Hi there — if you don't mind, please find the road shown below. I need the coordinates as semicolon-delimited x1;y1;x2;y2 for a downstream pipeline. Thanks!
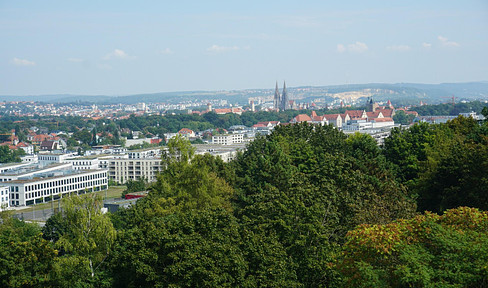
13;197;119;222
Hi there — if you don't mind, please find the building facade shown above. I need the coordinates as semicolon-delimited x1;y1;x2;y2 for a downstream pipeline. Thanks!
108;158;162;184
212;134;244;145
1;169;108;207
0;186;9;211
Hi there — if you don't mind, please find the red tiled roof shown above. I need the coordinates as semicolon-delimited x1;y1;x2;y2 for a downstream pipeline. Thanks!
179;128;194;134
376;109;393;117
346;110;365;119
293;114;312;122
214;108;232;114
322;114;340;120
366;112;381;118
372;117;394;122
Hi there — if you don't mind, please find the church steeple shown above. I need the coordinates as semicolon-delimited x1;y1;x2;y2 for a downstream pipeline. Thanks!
274;81;280;110
281;81;289;110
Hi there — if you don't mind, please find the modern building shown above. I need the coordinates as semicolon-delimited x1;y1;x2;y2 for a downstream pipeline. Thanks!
65;156;101;170
212;134;244;145
127;148;161;159
38;153;77;166
0;163;72;183
0;186;9;211
0;166;108;207
107;158;162;184
194;143;245;162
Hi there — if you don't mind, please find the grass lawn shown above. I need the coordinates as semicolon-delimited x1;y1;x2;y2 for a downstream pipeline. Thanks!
17;185;126;212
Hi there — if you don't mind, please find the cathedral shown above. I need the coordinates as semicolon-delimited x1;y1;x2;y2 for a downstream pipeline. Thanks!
273;81;290;111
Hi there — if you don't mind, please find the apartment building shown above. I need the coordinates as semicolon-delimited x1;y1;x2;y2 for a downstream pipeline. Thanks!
108;158;161;184
212;134;244;145
0;186;9;211
1;168;108;207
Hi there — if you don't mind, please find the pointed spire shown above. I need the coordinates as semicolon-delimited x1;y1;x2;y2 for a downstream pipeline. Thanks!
274;81;280;110
282;81;288;110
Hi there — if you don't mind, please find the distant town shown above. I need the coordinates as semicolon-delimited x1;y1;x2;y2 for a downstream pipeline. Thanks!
1;81;487;212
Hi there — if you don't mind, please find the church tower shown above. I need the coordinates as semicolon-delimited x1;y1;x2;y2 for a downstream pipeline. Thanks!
273;81;280;110
281;81;289;111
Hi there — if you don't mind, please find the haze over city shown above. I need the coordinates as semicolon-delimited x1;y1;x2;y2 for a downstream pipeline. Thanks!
1;0;487;96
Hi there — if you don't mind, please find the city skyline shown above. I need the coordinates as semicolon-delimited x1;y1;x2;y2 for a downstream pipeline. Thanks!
1;0;487;95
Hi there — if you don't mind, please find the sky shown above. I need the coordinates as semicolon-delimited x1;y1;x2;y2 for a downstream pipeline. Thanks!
1;0;487;96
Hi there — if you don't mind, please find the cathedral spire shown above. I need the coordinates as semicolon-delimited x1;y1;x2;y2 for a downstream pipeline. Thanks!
281;81;288;110
274;81;280;110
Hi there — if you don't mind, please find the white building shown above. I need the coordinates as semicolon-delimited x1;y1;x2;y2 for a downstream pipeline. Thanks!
0;162;33;174
107;158;162;184
65;157;100;170
342;120;373;131
127;148;161;159
38;153;77;166
0;163;72;183
212;134;244;145
0;186;9;211
2;169;108;207
21;154;38;163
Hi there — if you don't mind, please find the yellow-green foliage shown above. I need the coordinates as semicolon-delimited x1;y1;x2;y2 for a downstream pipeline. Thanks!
339;207;488;287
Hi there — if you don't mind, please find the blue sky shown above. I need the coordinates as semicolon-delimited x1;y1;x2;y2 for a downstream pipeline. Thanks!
1;0;487;95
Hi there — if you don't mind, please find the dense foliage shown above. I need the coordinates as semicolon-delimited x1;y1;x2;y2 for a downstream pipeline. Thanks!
338;207;488;287
0;145;25;163
1;117;488;287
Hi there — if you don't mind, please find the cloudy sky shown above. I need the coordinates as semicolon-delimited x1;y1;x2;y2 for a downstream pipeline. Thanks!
1;0;487;95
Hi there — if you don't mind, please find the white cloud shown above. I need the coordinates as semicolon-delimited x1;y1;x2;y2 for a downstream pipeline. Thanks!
337;44;346;53
337;42;368;53
422;42;432;49
438;35;460;47
11;57;36;66
103;49;129;60
386;45;411;52
160;48;174;55
67;58;84;62
206;45;241;53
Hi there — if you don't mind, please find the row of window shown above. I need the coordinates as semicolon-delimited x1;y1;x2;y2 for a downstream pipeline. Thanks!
25;179;106;199
24;172;107;192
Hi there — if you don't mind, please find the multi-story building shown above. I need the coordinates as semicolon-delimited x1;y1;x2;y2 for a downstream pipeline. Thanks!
212;134;244;145
0;186;9;211
107;158;162;184
2;168;108;207
127;148;161;159
65;156;101;170
0;163;72;183
38;153;76;166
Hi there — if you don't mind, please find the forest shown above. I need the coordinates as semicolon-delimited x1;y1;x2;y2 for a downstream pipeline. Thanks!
1;115;488;287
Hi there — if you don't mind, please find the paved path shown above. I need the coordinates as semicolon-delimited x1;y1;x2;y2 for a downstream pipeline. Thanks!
13;197;118;222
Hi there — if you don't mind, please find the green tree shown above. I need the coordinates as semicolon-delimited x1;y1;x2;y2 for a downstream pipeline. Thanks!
122;177;147;197
112;208;248;288
73;129;93;145
52;194;116;286
338;207;488;288
0;212;57;287
0;145;23;163
233;123;415;287
392;110;415;125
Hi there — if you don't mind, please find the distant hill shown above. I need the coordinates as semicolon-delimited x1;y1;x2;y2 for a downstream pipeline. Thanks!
2;81;487;106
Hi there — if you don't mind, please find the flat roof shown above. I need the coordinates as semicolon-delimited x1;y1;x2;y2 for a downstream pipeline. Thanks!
1;163;70;177
2;169;108;184
128;147;162;153
66;154;111;160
